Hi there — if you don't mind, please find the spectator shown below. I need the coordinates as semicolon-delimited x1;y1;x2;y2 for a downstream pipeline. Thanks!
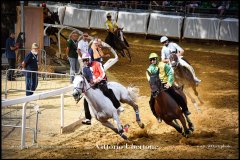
66;32;80;83
5;31;19;81
186;1;201;13
22;43;39;96
89;39;110;64
162;1;170;7
77;32;90;72
218;1;231;16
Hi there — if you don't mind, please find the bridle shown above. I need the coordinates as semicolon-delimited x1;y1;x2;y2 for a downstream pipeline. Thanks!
73;76;91;103
169;54;179;68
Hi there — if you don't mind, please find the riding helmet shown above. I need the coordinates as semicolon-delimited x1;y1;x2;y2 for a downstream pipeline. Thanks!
149;53;159;59
107;13;111;18
160;36;168;43
82;53;92;63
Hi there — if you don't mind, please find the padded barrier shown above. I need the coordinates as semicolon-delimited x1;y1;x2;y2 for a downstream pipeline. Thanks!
147;13;184;38
63;6;91;29
117;11;150;34
183;17;220;40
219;18;239;42
90;10;118;29
46;4;66;25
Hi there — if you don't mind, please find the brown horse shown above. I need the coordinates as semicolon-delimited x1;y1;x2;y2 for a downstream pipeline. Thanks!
169;53;203;112
105;28;131;62
149;72;194;137
44;11;67;44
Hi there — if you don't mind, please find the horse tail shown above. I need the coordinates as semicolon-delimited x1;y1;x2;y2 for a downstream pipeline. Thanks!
127;84;140;102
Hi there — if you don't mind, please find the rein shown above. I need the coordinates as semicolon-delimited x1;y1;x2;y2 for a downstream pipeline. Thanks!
74;77;91;104
74;77;91;94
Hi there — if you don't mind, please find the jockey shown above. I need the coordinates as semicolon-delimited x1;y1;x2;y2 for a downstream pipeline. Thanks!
105;13;118;34
160;36;201;85
104;13;118;49
82;54;124;112
42;3;52;20
146;53;191;122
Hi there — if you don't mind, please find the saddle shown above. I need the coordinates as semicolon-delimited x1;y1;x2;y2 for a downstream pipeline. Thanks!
95;80;121;109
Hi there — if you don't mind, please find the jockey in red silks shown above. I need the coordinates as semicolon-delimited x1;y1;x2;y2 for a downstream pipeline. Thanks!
82;53;124;110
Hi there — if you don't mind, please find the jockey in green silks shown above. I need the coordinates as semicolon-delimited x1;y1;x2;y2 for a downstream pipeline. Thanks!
146;53;191;123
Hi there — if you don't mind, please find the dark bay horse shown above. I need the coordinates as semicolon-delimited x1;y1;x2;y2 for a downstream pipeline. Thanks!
44;11;67;44
169;54;203;112
105;28;131;62
149;72;194;137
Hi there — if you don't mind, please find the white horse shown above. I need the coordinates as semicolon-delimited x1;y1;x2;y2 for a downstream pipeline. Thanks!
72;74;145;140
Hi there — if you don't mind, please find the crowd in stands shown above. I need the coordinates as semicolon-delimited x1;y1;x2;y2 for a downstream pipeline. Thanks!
65;1;238;17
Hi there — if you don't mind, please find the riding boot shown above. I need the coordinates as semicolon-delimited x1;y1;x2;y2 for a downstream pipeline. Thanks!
108;89;121;109
178;58;201;85
165;87;191;115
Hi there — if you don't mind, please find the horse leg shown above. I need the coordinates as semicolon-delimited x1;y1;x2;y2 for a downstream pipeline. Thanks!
178;114;191;138
101;120;128;140
120;98;145;129
124;48;131;62
165;120;183;134
184;113;194;132
192;85;204;105
184;88;202;113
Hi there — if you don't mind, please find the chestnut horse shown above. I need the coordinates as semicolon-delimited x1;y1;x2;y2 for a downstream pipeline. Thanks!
148;71;194;137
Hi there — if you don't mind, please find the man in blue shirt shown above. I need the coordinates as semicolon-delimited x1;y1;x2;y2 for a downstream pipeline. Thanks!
5;31;19;81
22;43;39;96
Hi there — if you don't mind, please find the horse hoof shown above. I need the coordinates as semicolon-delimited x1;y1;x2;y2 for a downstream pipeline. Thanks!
120;133;128;140
190;127;195;132
137;122;145;129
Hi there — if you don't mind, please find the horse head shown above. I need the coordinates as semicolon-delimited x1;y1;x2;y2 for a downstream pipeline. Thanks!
72;74;88;104
148;70;163;98
51;11;60;24
169;53;179;69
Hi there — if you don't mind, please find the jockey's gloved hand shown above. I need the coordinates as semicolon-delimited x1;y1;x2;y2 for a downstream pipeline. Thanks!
93;78;101;84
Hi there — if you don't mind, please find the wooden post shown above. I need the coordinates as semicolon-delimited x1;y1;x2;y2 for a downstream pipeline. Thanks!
16;6;44;64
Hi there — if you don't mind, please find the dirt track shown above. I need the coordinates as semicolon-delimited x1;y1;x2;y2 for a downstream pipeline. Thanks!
2;29;239;159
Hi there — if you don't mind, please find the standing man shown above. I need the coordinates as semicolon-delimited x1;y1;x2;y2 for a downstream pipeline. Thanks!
66;31;80;83
77;32;90;72
22;43;39;96
5;31;19;81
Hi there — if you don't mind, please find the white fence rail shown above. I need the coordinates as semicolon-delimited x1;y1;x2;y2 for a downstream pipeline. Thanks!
1;70;77;149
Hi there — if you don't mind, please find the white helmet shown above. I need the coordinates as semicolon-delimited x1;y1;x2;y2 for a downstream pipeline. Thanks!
160;36;168;43
82;53;91;63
